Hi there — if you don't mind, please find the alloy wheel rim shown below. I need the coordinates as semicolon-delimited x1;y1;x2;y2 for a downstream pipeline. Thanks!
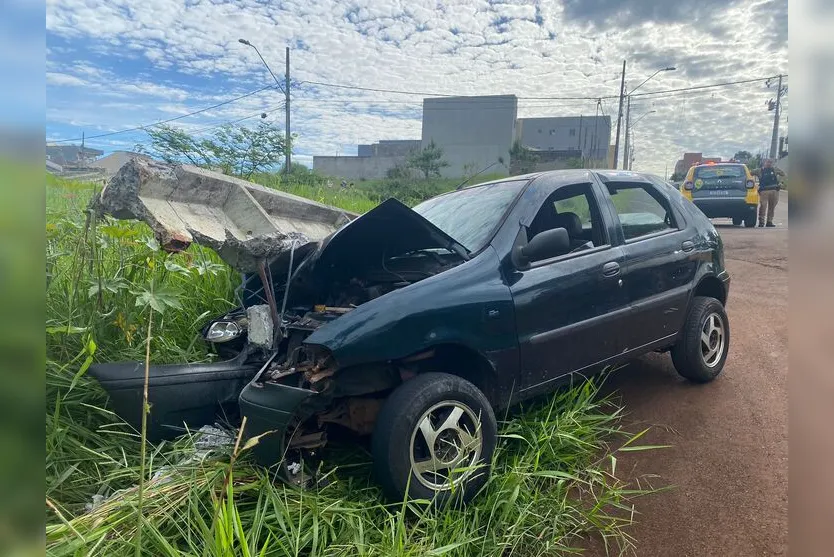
409;401;483;491
700;312;726;368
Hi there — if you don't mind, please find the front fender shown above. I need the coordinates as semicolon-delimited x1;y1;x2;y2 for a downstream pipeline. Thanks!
304;247;517;370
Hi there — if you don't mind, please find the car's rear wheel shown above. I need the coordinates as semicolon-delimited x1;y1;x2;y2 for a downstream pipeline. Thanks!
372;372;496;504
732;216;743;226
744;214;756;228
671;296;730;382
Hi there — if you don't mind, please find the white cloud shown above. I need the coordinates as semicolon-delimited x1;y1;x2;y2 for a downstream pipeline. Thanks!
45;0;788;174
46;72;88;87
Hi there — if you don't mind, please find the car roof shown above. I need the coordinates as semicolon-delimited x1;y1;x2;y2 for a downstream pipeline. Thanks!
458;169;661;199
692;162;747;170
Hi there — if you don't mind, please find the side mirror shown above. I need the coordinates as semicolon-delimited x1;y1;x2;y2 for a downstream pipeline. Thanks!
517;227;570;267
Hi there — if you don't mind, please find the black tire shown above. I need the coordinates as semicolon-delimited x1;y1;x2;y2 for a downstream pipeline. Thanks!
744;214;756;228
671;296;730;382
372;372;497;504
732;216;743;226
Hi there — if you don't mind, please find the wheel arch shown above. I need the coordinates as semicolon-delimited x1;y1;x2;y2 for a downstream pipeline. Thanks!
692;275;728;306
396;343;502;406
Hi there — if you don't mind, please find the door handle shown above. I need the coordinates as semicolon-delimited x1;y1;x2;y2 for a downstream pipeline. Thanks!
602;262;620;277
681;241;694;252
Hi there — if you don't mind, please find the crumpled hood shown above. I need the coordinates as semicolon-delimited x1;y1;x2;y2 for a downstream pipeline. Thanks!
242;198;468;308
310;198;468;273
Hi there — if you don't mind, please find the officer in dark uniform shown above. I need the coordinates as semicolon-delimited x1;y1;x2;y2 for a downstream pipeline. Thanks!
757;159;780;227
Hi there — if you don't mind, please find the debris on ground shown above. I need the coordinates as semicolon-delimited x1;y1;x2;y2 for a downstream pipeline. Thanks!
84;424;238;514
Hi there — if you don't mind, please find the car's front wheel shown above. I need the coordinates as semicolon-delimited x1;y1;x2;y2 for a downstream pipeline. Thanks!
671;296;730;382
732;216;743;226
372;372;497;504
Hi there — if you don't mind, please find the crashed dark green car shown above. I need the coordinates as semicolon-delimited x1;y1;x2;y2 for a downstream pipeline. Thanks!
91;169;731;503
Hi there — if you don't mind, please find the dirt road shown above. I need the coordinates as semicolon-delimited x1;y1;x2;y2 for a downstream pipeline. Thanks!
607;192;788;556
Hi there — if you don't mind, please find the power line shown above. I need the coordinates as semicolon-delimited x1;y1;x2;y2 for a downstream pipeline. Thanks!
50;73;786;146
300;74;784;101
189;104;286;136
48;85;276;144
630;75;784;98
300;79;456;97
301;77;613;100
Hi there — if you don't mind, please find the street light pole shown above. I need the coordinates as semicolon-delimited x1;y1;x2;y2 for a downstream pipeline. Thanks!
623;96;631;169
623;66;675;170
285;46;291;176
613;60;627;169
239;38;291;177
626;109;655;170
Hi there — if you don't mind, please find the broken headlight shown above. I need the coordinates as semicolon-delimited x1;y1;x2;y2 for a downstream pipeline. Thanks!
204;320;243;343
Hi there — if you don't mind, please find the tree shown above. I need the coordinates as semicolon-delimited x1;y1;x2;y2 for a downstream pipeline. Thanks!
669;171;686;182
747;153;763;171
509;140;539;175
139;121;288;179
732;150;753;164
407;140;449;180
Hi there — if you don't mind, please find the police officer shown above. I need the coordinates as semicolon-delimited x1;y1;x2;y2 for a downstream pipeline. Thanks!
757;159;780;227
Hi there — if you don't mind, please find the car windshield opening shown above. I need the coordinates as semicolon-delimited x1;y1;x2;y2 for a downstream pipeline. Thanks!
412;180;527;252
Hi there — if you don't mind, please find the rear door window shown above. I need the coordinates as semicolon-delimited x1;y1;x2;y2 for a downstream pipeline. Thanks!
606;183;677;241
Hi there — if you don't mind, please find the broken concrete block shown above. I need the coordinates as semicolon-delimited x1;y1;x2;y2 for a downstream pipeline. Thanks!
91;158;357;272
246;304;274;350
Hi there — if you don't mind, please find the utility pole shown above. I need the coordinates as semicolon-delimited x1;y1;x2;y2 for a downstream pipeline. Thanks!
592;101;600;166
621;66;674;170
613;60;626;169
623;96;631;170
768;74;785;160
238;39;292;177
285;46;291;177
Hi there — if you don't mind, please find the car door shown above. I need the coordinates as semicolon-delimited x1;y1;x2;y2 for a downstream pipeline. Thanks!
507;181;631;396
599;177;697;351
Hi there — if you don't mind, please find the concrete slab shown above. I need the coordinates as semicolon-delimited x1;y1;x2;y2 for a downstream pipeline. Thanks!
91;158;357;272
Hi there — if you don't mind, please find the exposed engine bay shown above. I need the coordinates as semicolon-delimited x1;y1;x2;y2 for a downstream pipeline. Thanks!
226;243;466;471
252;247;464;386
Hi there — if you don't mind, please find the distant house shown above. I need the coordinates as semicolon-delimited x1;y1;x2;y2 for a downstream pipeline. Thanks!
91;151;152;177
674;153;721;176
46;144;104;168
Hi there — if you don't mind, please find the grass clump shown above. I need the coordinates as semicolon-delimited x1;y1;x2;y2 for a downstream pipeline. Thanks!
46;174;657;556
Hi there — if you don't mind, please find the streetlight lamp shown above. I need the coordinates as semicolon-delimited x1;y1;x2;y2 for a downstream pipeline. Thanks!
629;109;656;129
623;66;675;169
239;39;283;91
630;67;676;96
239;38;291;177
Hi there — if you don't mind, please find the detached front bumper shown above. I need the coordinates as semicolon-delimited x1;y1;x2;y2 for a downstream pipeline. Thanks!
88;357;259;441
238;380;318;466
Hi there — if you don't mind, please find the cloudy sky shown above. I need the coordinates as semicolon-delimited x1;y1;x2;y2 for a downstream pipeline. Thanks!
46;0;788;175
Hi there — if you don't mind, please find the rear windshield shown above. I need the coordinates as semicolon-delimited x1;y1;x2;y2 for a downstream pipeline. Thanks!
694;165;745;179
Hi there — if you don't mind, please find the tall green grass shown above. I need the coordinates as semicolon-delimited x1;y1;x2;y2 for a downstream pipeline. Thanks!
46;174;658;556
